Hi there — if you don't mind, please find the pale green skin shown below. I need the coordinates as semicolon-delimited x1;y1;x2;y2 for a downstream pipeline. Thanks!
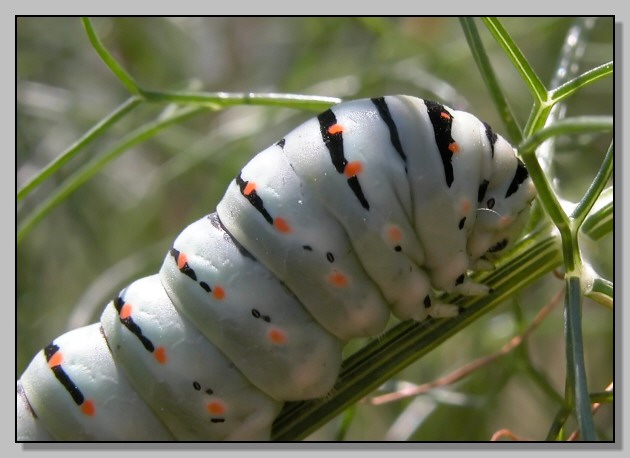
17;96;536;441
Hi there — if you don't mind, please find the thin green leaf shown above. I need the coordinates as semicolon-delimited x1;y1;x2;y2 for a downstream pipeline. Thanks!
581;199;613;241
585;278;613;309
519;117;613;155
482;17;548;104
571;141;614;228
82;17;141;95
17;106;206;244
551;61;614;104
459;17;522;143
17;96;142;201
537;17;598;177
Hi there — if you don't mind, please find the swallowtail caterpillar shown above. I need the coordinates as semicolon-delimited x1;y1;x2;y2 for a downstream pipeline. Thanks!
17;95;536;441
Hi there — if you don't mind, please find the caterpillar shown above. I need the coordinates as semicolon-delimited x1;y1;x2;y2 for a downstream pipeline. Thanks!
17;95;536;441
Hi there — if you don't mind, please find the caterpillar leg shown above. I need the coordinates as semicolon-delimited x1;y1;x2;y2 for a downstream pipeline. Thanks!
409;294;460;322
453;277;491;296
427;303;461;318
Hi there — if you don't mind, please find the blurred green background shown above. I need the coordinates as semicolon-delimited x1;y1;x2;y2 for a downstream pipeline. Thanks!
16;17;614;441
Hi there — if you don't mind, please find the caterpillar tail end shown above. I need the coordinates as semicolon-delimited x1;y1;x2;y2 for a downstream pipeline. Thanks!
17;381;54;441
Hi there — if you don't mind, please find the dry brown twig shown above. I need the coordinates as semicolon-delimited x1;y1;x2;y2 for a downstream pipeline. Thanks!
490;428;529;441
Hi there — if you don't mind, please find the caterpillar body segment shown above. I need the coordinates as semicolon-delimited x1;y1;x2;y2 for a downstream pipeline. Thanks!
217;140;394;340
101;274;283;441
160;213;344;401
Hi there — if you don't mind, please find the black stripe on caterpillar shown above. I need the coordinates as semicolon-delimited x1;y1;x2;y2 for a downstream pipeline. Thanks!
17;95;536;441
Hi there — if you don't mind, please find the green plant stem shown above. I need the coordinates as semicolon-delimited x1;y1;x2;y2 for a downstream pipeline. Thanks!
564;276;596;440
518;116;612;443
139;89;341;112
518;116;613;271
546;389;612;441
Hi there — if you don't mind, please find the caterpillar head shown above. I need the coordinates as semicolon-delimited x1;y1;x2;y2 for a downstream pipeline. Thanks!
468;136;537;261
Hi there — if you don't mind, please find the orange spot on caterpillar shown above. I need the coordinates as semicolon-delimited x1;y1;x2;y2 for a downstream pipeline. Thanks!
212;286;226;300
460;199;472;215
328;271;348;288
327;123;344;135
387;225;403;243
273;217;291;233
206;401;226;415
449;142;460;154
81;400;95;416
177;252;188;270
47;351;63;368
499;215;512;228
154;346;167;364
344;161;363;177
440;111;451;120
120;303;132;319
243;181;257;196
267;327;287;345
